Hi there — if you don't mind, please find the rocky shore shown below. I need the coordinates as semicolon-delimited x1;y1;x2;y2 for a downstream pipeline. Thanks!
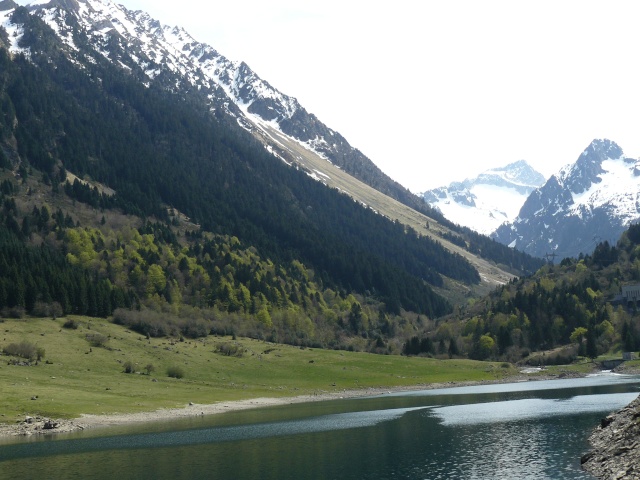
581;394;640;479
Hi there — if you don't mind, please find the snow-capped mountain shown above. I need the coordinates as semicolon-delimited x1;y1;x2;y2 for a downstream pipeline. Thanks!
0;0;545;289
493;139;640;259
421;160;546;235
0;0;428;214
0;0;306;135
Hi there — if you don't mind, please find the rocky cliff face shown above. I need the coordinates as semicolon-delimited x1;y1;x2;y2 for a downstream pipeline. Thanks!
581;394;640;479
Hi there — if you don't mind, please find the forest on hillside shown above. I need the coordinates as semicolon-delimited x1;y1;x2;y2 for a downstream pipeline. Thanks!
0;8;472;354
404;224;640;363
0;7;552;358
0;9;481;317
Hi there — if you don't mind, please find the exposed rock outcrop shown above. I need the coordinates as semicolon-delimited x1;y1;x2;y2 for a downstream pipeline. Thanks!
0;416;83;436
581;395;640;479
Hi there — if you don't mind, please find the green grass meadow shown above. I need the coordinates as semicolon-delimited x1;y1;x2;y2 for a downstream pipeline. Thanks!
0;316;518;423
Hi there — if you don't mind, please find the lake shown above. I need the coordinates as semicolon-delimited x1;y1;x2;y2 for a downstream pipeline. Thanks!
0;373;638;479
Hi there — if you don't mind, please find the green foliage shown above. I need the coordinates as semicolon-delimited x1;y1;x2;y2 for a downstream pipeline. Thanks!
214;342;244;357
0;31;469;317
627;223;640;245
2;340;41;361
444;227;640;360
570;327;588;344
166;365;185;379
86;332;109;348
403;336;434;356
0;224;131;317
0;10;548;359
461;225;545;275
477;335;496;360
123;360;135;374
256;307;272;328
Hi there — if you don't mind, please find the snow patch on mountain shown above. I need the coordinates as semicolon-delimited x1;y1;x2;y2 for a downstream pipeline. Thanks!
493;139;640;259
0;9;29;55
421;160;546;235
569;158;640;222
1;0;459;224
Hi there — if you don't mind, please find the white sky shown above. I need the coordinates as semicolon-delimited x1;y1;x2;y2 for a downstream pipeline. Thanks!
14;0;640;192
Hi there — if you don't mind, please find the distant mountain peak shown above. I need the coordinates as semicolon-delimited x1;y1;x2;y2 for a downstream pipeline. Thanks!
493;138;640;259
558;138;626;195
421;160;546;235
478;159;546;189
583;138;623;158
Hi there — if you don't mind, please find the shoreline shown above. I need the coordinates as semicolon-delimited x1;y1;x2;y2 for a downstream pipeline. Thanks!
581;394;640;479
0;372;579;438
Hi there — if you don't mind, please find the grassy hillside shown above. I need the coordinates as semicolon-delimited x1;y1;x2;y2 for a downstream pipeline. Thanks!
0;316;517;422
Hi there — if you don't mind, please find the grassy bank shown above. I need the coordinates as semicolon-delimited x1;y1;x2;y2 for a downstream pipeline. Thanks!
0;316;520;422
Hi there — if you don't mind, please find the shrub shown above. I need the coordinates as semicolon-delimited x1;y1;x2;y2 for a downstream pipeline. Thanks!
167;365;185;379
112;308;210;340
144;363;155;375
215;342;244;357
86;332;109;348
123;360;135;374
3;341;39;361
32;302;63;318
63;319;79;329
523;345;578;366
113;308;180;338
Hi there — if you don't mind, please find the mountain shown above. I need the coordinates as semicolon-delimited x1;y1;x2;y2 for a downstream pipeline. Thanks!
0;0;536;290
493;139;640;260
421;160;546;235
0;0;545;291
0;0;487;329
3;0;429;216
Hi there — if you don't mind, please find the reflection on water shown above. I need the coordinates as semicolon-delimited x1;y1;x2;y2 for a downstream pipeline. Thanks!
0;373;638;480
431;392;639;425
0;406;429;462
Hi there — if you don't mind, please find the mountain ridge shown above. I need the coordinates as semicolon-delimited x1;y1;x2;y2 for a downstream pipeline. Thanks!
2;0;545;286
493;139;640;259
421;160;546;235
11;0;433;217
0;3;477;320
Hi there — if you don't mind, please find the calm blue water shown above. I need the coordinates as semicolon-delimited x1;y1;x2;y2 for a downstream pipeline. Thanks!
0;373;638;480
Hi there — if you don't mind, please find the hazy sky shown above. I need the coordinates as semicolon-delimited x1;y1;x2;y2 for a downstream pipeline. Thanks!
15;0;640;191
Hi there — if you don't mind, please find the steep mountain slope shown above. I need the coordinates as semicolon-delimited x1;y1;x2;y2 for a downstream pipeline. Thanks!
493;139;640;260
0;3;486;321
0;0;546;289
9;0;429;215
421;160;545;234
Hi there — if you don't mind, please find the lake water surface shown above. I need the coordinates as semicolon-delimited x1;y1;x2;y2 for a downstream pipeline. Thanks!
1;373;638;479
